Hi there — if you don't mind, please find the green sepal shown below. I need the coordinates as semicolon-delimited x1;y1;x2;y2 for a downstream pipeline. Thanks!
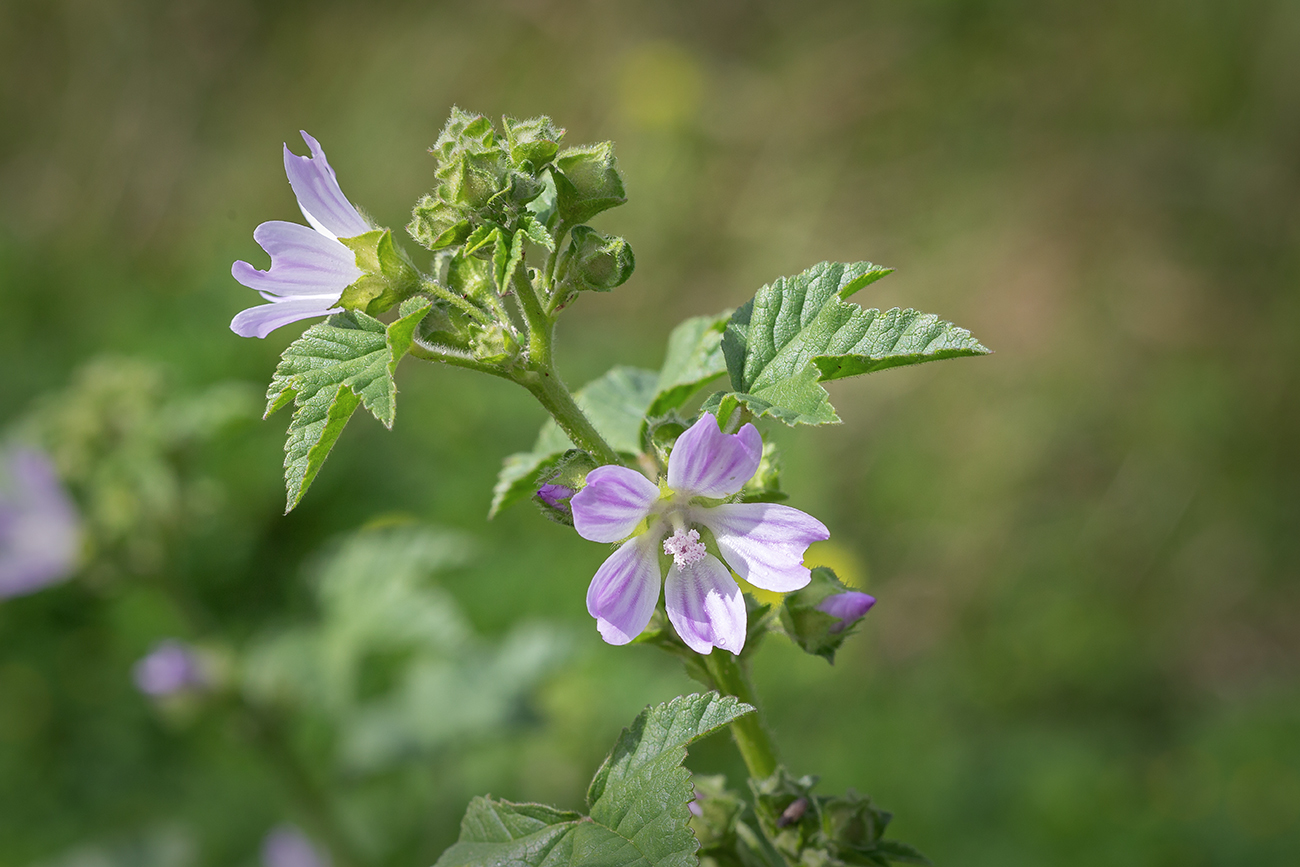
555;225;634;293
748;769;929;867
489;366;658;517
264;300;431;512
719;261;990;426
740;440;786;504
435;693;754;867
779;567;864;663
408;203;471;251
689;775;747;854
552;142;627;225
463;224;495;255
335;229;421;315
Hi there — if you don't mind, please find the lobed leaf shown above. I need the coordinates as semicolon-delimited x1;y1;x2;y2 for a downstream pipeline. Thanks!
720;262;989;426
264;300;431;511
436;693;753;867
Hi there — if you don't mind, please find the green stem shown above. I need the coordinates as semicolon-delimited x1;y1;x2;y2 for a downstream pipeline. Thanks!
517;365;622;466
512;264;551;365
703;652;780;780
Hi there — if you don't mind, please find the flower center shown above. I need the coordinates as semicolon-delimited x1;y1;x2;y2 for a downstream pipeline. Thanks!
663;527;707;569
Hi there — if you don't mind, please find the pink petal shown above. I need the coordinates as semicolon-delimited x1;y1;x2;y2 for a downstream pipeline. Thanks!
232;221;361;297
818;591;876;633
695;502;828;592
666;415;762;499
284;131;370;240
664;554;746;655
230;296;343;338
586;537;662;645
570;466;660;543
0;448;81;599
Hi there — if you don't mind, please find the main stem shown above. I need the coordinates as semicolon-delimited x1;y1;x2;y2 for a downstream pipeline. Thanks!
519;365;622;466
704;652;780;780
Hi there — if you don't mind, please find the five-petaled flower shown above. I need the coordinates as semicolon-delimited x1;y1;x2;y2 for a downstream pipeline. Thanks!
230;131;371;339
570;414;829;655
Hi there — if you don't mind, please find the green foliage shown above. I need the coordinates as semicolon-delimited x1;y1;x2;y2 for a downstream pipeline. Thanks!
780;567;861;662
243;523;566;773
749;769;929;867
718;262;990;425
490;366;658;517
648;312;731;418
264;299;431;512
13;357;257;576
435;693;753;867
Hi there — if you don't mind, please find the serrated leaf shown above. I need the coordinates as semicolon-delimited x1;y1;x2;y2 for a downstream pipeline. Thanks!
519;214;555;251
463;224;495;255
264;301;431;511
493;228;525;293
489;367;658;517
649;312;731;417
436;693;753;867
720;262;990;426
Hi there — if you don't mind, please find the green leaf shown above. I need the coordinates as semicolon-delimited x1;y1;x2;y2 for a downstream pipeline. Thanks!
489;366;658;517
436;693;754;867
519;214;555;251
264;301;431;511
493;228;525;293
649;312;731;417
719;262;990;426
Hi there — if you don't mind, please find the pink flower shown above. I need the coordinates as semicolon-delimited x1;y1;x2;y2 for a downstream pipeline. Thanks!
570;414;828;655
230;132;371;338
0;446;81;599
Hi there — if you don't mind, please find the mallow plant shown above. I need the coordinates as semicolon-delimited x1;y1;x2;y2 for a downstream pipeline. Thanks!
232;108;990;867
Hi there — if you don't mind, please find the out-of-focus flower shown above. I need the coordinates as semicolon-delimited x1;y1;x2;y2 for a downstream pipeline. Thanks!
817;590;875;633
261;825;330;867
0;446;81;599
132;639;209;696
570;413;828;655
231;131;371;338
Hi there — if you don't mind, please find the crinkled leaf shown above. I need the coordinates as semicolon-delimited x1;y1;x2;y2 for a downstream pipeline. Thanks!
489;367;658;517
264;301;431;511
519;214;556;251
649;312;731;417
436;693;753;867
720;262;990;426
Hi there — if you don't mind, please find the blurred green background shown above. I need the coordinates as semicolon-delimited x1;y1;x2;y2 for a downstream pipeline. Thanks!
2;0;1298;865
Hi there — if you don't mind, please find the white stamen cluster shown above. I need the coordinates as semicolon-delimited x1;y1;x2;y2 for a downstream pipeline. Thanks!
663;527;707;569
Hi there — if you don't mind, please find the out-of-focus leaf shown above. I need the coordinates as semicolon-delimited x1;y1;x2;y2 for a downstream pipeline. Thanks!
648;312;731;418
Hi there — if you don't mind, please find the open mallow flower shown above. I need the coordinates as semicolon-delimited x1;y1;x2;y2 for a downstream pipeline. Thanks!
231;131;371;338
570;413;829;655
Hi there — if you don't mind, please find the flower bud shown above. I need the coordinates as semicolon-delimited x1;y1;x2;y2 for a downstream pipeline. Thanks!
555;226;635;293
552;142;627;225
132;639;211;697
779;567;873;662
502;115;565;170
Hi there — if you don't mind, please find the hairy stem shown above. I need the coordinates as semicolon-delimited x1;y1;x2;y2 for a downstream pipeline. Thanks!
703;652;780;780
517;365;622;466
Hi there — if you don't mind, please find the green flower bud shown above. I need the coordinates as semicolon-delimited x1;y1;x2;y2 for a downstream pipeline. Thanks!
779;567;873;663
502;115;565;170
556;226;635;293
552;142;627;225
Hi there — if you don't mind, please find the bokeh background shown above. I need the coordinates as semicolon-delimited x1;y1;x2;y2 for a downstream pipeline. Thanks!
2;0;1298;865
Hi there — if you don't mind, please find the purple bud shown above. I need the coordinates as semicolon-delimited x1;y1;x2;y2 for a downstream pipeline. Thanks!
0;446;81;600
261;826;330;867
133;640;208;696
537;484;575;512
816;591;876;633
